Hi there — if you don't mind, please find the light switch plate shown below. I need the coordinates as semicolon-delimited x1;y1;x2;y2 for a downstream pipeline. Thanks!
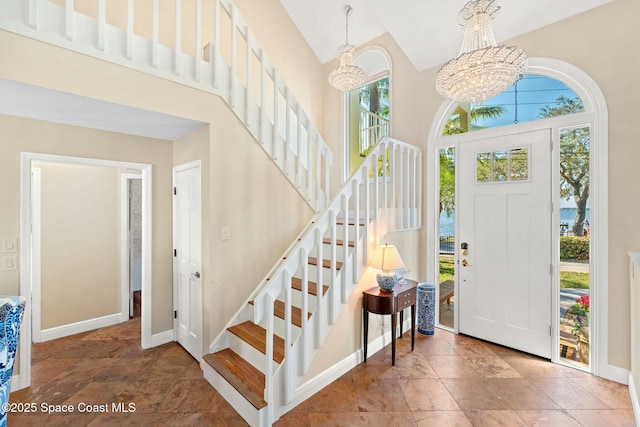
3;256;17;271
3;238;17;253
221;227;231;241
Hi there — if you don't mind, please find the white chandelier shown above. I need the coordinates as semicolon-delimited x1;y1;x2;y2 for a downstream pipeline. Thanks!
328;5;366;92
435;0;528;105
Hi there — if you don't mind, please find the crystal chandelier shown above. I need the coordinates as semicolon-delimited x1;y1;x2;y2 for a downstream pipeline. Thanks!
328;5;366;92
435;0;528;105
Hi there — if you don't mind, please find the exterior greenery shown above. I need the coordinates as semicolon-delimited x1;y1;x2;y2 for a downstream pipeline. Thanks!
560;236;590;261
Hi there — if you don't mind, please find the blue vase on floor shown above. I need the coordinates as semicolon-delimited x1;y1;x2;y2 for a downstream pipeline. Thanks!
417;283;436;335
0;296;26;427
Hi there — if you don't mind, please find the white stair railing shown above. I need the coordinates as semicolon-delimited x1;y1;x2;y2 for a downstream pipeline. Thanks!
0;0;331;211
247;136;421;422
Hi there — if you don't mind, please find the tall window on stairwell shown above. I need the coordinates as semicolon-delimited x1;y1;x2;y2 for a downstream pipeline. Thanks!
345;49;392;178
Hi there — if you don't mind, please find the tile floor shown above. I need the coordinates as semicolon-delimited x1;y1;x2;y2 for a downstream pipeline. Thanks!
8;318;636;426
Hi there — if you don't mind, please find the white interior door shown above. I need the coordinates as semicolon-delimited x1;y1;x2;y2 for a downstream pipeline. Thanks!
458;129;552;358
174;162;202;360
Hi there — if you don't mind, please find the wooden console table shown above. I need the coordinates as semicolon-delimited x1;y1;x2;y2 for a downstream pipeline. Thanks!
362;279;417;366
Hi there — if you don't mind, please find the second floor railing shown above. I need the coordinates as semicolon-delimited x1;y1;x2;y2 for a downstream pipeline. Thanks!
0;0;332;210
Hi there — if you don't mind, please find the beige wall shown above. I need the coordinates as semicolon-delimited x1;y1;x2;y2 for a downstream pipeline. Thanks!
508;0;639;371
3;0;636;385
0;115;175;335
316;0;638;374
0;1;318;359
34;162;121;329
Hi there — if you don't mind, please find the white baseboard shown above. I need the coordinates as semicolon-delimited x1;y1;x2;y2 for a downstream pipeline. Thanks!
600;364;630;385
39;313;123;342
10;375;20;393
630;373;640;427
150;329;174;347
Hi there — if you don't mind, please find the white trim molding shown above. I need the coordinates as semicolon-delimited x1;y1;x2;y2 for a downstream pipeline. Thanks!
40;313;123;342
630;372;640;426
19;152;153;391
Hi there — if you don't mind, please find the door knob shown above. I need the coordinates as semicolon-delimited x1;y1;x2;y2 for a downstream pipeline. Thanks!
194;271;201;279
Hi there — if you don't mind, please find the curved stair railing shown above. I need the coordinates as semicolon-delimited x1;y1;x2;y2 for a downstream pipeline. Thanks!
0;0;331;211
205;137;421;425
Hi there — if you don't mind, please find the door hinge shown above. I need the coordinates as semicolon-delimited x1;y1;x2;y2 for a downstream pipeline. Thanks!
550;326;552;336
174;310;177;319
173;187;177;195
174;249;177;257
550;201;553;214
550;264;553;274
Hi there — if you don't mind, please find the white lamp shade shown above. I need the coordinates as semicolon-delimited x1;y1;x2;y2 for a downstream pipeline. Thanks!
371;244;405;271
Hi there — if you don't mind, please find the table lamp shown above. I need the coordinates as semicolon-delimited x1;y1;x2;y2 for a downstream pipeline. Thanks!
371;243;405;293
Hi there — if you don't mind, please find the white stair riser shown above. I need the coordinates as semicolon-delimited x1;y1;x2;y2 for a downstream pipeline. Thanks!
201;361;268;427
324;225;366;242
262;312;302;342
227;331;281;376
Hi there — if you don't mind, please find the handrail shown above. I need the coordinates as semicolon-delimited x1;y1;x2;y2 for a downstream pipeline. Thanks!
360;108;390;156
0;0;331;211
251;136;421;418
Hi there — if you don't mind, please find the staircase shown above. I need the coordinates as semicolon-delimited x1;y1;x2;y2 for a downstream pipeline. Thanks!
0;0;332;212
203;137;421;425
0;2;423;425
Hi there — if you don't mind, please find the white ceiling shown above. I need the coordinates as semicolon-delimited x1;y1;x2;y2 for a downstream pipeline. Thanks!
0;79;205;141
279;0;615;71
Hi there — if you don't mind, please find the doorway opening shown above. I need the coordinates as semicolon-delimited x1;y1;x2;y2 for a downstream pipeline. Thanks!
122;174;143;319
19;152;153;390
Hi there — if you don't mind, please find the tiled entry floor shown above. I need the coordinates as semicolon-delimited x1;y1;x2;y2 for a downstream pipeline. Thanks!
8;318;636;426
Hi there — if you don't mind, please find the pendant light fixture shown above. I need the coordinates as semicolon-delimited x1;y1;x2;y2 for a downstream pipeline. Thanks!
328;5;366;92
435;0;528;104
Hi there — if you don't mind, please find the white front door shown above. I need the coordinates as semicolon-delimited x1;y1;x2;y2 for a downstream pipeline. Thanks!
458;129;552;358
174;161;202;360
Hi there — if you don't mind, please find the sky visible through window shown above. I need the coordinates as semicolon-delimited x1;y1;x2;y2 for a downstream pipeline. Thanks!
473;74;580;128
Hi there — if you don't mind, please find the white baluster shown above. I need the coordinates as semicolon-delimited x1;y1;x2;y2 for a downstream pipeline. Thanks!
272;70;279;161
174;0;182;75
353;180;361;281
314;228;323;349
329;210;337;324
229;2;237;109
284;88;291;176
27;0;38;29
151;0;158;68
296;104;302;189
65;0;74;41
194;0;201;82
213;0;220;89
125;0;134;60
259;48;266;145
341;194;349;302
283;269;291;404
299;247;309;375
245;32;252;128
97;0;105;51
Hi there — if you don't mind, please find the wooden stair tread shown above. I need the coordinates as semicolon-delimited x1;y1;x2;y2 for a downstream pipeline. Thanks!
249;300;310;328
203;349;266;410
228;321;285;364
322;237;355;247
291;277;328;296
307;256;344;270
